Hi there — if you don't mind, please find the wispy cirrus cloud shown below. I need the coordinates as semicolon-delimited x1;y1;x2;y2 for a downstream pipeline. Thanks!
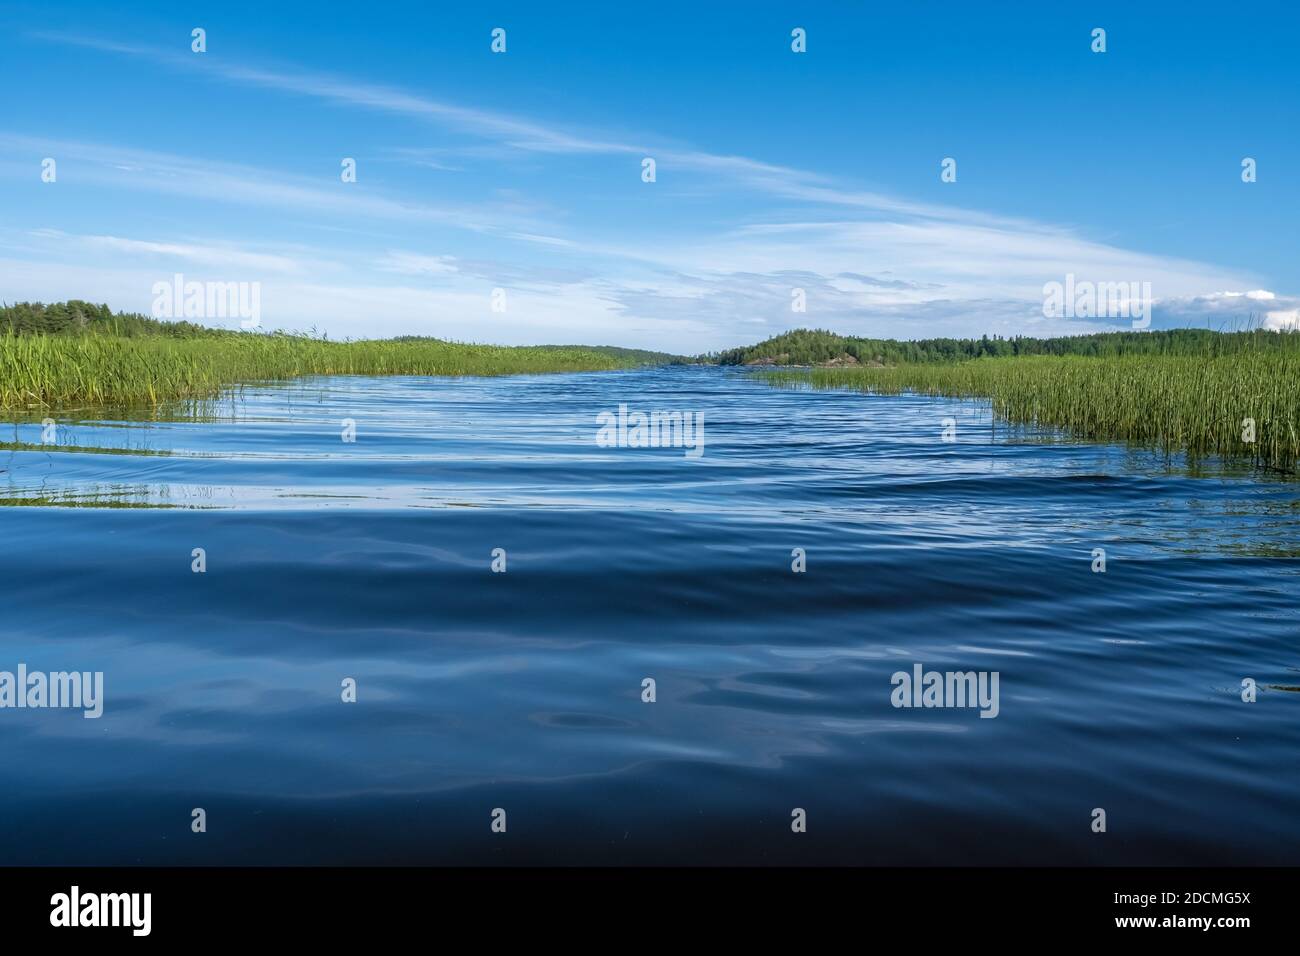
25;30;956;219
0;132;579;249
28;229;306;273
6;30;1291;349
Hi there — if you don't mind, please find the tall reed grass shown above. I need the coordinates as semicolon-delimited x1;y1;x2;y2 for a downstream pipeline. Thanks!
764;353;1300;472
0;333;629;411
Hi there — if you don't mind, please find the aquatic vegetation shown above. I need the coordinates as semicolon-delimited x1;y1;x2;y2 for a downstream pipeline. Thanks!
763;352;1300;473
0;331;642;411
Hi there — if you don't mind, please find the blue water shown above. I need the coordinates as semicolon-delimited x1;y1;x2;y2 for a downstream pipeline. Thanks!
1;366;1297;865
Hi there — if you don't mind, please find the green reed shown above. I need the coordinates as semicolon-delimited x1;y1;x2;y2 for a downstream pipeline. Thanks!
0;332;630;411
763;352;1300;473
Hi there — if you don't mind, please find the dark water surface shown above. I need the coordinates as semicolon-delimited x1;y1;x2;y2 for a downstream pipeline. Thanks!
2;366;1297;864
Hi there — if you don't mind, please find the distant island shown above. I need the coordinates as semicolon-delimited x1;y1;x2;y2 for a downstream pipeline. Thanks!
708;325;1292;366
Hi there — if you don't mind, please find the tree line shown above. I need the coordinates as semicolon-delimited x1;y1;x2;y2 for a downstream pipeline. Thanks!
708;327;1298;366
0;300;222;337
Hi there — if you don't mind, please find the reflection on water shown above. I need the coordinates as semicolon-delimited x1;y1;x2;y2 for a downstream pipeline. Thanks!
0;366;1297;864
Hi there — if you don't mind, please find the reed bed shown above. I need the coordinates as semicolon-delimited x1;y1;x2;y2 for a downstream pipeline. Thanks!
0;333;628;411
764;353;1300;473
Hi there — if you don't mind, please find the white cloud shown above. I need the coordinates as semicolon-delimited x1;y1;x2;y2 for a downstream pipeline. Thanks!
0;134;538;239
375;252;460;277
1263;310;1299;330
75;233;304;273
20;32;1044;221
6;32;1293;350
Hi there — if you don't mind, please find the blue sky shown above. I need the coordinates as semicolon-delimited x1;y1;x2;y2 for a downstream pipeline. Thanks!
1;0;1297;350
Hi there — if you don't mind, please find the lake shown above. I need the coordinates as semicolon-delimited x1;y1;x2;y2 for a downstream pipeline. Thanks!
1;365;1297;864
